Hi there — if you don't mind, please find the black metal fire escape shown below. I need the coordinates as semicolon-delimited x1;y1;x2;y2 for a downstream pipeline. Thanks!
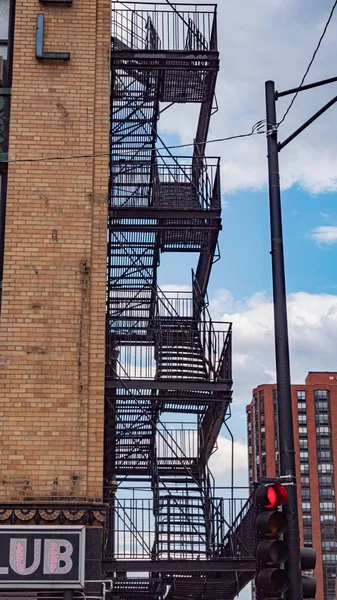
103;4;255;599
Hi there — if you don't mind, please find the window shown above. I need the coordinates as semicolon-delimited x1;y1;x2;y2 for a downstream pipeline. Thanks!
317;426;330;436
302;502;311;514
315;390;329;399
319;475;333;486
302;489;310;500
300;464;309;474
298;414;307;424
297;390;306;400
320;513;336;524
320;488;334;499
316;401;329;412
316;413;329;424
298;426;308;437
299;439;308;449
323;554;337;563
259;390;264;414
317;451;332;461
322;540;337;551
321;526;337;539
300;451;309;461
320;502;336;513
297;401;306;413
301;476;310;486
317;438;331;449
318;463;333;473
0;0;9;60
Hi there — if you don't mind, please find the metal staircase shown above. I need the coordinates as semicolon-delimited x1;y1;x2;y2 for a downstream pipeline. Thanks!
103;3;255;599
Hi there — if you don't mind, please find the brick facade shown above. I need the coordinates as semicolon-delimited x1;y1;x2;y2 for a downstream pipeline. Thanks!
0;0;110;501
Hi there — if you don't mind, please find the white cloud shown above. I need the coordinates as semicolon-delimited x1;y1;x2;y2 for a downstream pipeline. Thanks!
158;0;337;194
210;435;248;489
310;225;337;244
210;289;337;405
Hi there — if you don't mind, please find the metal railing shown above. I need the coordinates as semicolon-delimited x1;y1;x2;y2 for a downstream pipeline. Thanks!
157;426;198;462
112;4;217;52
106;493;250;560
110;157;220;210
106;319;232;381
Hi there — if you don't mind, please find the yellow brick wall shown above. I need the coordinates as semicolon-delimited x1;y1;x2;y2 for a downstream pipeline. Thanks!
0;0;110;501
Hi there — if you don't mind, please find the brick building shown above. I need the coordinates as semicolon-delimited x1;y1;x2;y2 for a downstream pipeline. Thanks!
0;0;110;596
0;1;258;599
246;372;337;600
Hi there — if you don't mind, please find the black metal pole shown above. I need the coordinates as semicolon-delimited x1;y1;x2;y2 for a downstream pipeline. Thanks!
265;80;302;600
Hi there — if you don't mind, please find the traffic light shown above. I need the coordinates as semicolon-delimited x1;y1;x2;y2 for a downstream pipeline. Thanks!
300;547;317;598
254;481;289;596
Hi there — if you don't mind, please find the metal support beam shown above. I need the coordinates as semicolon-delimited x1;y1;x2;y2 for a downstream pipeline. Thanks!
278;93;337;151
102;558;256;573
276;74;337;98
265;80;302;600
105;379;232;391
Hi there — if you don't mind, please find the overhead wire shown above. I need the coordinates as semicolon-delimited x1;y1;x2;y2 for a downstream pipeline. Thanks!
3;122;266;165
278;0;337;127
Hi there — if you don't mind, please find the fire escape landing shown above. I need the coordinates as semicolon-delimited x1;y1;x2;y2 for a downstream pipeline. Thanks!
103;4;255;599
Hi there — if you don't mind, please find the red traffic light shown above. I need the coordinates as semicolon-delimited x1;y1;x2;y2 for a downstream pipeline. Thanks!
255;483;288;509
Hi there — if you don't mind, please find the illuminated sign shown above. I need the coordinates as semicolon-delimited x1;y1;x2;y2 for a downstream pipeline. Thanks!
0;526;85;588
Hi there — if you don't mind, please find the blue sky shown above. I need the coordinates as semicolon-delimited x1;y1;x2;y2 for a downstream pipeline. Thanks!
155;0;337;486
135;1;337;596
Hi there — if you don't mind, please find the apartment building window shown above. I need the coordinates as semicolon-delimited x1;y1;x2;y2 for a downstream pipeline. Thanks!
322;554;337;563
0;0;10;60
320;513;336;524
317;436;331;447
300;451;309;461
302;502;311;514
317;450;332;462
322;541;337;551
317;426;330;436
297;401;307;414
299;439;308;450
320;502;336;513
319;474;333;486
298;414;307;424
300;463;309;475
320;488;335;500
298;426;308;437
315;400;329;412
318;463;333;473
302;488;310;501
316;413;329;425
303;515;312;526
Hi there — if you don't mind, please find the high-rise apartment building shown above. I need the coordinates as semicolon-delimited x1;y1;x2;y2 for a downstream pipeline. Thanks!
247;372;337;600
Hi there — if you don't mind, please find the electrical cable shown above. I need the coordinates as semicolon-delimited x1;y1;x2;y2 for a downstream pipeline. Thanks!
278;0;337;127
4;123;265;165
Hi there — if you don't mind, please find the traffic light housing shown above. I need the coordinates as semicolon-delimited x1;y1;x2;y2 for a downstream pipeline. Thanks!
300;547;317;598
254;481;289;596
